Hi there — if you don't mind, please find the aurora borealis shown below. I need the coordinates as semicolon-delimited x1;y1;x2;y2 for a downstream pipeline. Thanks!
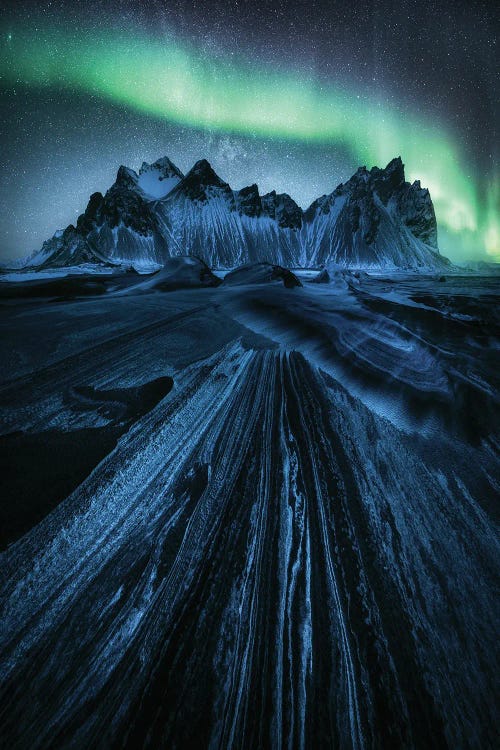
1;6;499;749
0;0;498;263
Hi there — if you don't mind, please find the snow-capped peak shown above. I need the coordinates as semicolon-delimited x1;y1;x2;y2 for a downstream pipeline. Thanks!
29;153;449;271
137;156;184;200
138;156;183;181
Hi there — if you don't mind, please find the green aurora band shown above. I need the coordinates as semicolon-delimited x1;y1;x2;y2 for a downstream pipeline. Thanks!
1;21;498;261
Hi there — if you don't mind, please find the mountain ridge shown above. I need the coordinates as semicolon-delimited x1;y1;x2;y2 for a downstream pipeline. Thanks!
28;155;450;271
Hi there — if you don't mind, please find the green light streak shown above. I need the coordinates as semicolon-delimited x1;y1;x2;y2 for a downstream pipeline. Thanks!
1;21;497;260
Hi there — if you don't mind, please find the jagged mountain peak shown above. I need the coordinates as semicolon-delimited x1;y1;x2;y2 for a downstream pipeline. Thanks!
30;153;447;271
76;192;104;235
115;165;139;189
189;159;226;184
237;183;260;197
301;156;441;266
322;156;408;209
354;165;370;179
137;156;183;200
261;191;303;229
261;189;300;207
139;156;184;180
342;157;405;193
369;156;406;202
235;184;262;218
381;155;404;177
173;159;233;203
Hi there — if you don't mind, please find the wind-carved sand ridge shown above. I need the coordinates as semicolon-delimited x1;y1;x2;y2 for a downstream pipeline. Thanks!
0;271;498;748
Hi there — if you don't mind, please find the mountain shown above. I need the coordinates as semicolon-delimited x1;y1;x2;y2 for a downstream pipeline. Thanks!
136;156;184;199
29;155;449;271
302;157;444;267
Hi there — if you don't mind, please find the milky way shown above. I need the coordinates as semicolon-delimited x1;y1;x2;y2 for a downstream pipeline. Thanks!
0;1;497;263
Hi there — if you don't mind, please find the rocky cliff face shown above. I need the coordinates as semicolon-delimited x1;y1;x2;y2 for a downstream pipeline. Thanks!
32;155;447;270
301;157;441;267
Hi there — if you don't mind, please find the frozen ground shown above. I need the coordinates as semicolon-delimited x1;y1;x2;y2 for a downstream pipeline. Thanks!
0;271;498;748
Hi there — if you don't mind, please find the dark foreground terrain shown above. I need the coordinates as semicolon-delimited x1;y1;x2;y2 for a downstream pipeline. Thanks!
0;271;499;749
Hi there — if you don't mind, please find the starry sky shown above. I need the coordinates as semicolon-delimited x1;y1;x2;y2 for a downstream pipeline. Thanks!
0;0;498;263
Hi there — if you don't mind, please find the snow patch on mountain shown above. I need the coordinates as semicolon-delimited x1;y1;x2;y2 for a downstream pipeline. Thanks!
137;157;184;199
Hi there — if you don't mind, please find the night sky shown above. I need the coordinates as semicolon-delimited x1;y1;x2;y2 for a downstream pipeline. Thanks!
0;0;498;264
